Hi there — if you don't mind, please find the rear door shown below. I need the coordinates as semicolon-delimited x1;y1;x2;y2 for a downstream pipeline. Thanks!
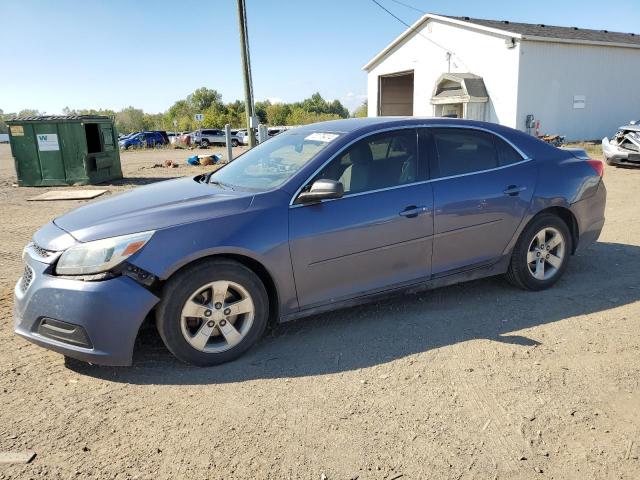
289;129;434;308
426;127;536;276
214;130;226;143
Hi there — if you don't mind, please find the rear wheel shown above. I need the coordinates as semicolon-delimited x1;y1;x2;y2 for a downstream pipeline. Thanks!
156;259;269;366
505;213;572;291
231;139;239;147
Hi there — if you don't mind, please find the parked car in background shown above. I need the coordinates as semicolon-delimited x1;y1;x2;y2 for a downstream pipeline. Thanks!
192;129;236;147
119;131;168;149
235;129;259;146
602;120;640;167
15;117;606;367
194;129;242;147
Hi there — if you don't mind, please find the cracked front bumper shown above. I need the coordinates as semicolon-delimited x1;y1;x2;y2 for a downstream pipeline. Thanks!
13;248;159;366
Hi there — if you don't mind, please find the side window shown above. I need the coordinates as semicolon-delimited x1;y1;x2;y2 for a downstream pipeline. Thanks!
431;129;498;178
315;130;418;195
495;136;524;166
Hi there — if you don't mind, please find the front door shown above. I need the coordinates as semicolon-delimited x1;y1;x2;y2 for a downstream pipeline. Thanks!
426;127;536;276
289;129;433;309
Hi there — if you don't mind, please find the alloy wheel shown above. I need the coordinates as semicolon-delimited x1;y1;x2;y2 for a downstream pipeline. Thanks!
526;227;566;281
180;280;255;353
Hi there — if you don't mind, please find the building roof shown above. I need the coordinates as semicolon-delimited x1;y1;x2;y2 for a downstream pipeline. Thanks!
433;73;488;99
6;115;111;123
363;13;640;71
445;15;640;46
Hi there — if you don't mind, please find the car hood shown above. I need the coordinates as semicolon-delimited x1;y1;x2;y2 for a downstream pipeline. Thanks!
53;176;254;243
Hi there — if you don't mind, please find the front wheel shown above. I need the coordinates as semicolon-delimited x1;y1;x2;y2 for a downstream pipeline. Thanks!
231;139;239;147
156;259;269;366
200;139;210;148
505;213;572;291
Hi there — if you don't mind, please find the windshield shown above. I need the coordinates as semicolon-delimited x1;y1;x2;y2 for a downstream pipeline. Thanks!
208;130;340;190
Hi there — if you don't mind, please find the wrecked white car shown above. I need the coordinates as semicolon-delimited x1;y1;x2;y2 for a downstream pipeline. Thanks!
602;121;640;167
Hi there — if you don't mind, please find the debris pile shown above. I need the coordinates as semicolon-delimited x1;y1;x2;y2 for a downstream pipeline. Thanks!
187;154;222;166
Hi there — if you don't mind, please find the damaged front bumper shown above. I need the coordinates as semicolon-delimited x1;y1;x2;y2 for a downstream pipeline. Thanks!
602;125;640;167
14;242;159;366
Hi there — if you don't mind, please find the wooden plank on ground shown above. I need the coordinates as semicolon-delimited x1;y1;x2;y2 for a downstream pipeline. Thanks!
28;189;107;201
0;451;36;464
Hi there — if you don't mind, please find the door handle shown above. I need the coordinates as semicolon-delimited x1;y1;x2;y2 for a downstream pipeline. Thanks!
399;205;430;218
503;185;526;196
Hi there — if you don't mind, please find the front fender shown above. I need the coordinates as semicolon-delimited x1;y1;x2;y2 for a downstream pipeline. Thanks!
127;200;300;316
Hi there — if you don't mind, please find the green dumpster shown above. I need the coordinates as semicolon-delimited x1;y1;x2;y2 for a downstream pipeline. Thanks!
7;115;123;186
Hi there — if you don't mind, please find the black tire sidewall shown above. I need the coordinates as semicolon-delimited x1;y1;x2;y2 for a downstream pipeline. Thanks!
510;214;573;291
156;260;269;366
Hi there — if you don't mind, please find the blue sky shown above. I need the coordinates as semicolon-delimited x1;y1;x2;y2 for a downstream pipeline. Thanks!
1;0;638;114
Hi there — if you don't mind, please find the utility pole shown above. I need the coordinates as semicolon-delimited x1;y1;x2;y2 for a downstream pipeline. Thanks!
237;0;256;148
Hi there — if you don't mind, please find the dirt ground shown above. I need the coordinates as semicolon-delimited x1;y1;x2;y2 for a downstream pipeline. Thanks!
0;143;639;480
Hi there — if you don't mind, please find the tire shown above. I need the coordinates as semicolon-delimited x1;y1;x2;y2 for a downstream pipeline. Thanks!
200;139;210;148
505;213;573;291
156;259;269;366
231;139;239;147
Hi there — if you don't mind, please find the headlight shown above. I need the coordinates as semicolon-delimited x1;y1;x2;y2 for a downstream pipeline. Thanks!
56;231;154;275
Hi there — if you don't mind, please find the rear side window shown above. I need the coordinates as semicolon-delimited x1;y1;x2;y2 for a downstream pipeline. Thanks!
431;128;498;178
495;136;524;166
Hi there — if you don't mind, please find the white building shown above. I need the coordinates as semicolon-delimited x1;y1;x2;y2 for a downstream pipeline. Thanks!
363;14;640;140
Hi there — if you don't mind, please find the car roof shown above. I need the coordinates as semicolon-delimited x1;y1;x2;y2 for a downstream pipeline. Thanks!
288;117;563;160
290;117;513;134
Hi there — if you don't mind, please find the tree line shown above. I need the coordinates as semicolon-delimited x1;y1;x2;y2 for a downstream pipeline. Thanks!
1;89;368;135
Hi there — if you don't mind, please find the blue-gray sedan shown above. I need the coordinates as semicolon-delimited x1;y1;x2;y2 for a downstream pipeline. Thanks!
14;118;606;366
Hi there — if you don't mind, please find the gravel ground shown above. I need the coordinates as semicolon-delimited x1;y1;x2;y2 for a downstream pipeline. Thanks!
0;143;639;480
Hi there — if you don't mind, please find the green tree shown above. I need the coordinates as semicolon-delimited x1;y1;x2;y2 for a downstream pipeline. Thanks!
352;100;368;118
17;109;42;118
0;109;7;134
187;87;223;112
115;106;145;134
266;103;291;126
253;100;271;124
285;107;341;126
296;93;349;119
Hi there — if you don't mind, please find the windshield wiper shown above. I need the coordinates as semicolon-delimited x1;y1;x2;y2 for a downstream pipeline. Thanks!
198;171;235;190
207;179;235;190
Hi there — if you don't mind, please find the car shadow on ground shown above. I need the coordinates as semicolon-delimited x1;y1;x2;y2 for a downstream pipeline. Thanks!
66;241;640;384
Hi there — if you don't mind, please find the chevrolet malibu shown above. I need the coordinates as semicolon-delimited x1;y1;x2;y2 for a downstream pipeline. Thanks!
14;118;606;367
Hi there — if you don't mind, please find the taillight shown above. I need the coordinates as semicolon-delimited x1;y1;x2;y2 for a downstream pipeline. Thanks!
587;159;604;177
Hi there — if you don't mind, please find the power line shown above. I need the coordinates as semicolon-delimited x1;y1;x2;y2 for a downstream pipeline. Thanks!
369;0;467;70
390;0;425;14
370;0;421;32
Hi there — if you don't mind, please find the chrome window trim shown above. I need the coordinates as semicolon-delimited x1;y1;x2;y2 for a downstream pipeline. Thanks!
288;123;533;207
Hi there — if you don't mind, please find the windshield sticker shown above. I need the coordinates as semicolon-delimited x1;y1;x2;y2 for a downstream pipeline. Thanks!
304;132;339;143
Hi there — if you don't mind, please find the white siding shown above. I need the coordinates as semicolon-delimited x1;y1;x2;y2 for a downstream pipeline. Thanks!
366;19;521;126
517;41;640;140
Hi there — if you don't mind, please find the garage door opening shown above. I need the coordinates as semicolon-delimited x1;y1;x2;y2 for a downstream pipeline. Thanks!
378;71;414;116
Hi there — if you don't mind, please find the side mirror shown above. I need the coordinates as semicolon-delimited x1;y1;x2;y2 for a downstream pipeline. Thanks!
296;179;344;204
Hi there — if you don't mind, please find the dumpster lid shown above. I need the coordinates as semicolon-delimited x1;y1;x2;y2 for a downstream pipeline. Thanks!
7;115;112;124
